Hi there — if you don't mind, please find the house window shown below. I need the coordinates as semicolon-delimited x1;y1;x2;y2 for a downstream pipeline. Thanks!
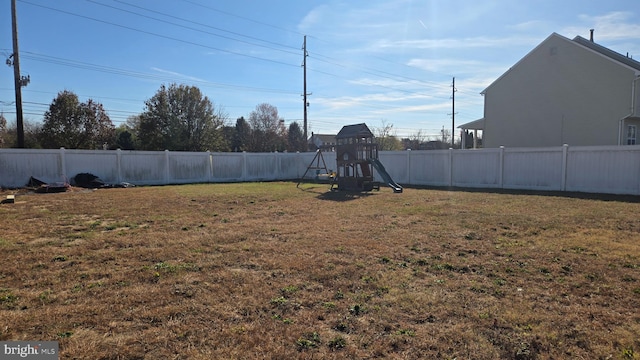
627;125;637;145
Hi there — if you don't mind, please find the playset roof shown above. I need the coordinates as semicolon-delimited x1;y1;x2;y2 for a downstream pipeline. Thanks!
336;123;374;139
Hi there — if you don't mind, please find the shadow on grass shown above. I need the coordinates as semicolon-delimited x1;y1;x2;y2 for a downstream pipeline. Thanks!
296;183;376;202
316;189;375;202
409;185;640;204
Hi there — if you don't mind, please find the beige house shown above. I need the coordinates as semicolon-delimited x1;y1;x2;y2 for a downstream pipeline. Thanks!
307;133;337;152
465;32;640;148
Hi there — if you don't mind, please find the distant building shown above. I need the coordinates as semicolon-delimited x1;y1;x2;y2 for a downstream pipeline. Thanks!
308;132;337;152
460;32;640;148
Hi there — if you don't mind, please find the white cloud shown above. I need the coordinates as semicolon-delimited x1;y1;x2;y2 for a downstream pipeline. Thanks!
348;77;450;95
150;67;206;82
508;20;549;32
370;35;543;52
407;58;483;74
298;4;333;32
563;11;640;41
296;3;640;136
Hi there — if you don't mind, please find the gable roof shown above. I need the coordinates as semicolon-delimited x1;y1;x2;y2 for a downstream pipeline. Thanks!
572;35;640;72
309;133;336;143
481;32;640;94
336;123;374;139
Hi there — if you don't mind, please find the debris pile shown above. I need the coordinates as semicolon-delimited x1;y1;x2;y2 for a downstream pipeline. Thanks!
26;176;70;193
18;173;134;193
72;173;134;189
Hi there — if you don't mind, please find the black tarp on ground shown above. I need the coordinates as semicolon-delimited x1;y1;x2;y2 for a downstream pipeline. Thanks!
26;176;70;193
73;173;135;188
73;173;105;188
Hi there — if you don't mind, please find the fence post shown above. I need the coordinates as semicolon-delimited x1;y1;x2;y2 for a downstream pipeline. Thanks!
59;147;67;182
208;151;213;183
275;151;280;180
116;148;122;183
448;148;453;187
499;146;505;188
165;150;171;185
242;151;247;182
406;149;413;185
561;144;569;192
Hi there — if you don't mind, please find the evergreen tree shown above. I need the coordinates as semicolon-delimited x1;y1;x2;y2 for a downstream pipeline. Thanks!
287;121;306;152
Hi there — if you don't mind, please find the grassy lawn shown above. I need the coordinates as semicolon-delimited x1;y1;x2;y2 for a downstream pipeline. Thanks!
1;182;639;359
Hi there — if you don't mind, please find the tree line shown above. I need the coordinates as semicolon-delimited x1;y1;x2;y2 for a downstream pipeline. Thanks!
0;83;307;152
0;83;475;151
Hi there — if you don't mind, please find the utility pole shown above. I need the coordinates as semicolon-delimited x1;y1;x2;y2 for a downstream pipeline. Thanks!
302;36;310;149
450;77;457;148
10;0;28;148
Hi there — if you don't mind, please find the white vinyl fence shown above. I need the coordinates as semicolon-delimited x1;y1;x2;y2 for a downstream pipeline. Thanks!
1;145;640;195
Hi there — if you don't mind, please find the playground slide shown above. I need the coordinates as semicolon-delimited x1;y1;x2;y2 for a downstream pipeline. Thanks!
370;159;403;193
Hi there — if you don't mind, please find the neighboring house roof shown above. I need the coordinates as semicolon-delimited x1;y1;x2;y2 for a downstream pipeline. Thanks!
309;134;336;144
458;118;484;130
336;123;373;139
308;133;337;151
482;32;640;95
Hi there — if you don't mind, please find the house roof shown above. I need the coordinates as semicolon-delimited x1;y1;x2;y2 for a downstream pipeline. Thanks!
336;123;374;139
573;35;640;72
481;32;640;95
458;118;484;130
308;134;336;143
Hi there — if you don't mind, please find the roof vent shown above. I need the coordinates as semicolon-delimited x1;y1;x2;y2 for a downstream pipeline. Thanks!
590;29;594;42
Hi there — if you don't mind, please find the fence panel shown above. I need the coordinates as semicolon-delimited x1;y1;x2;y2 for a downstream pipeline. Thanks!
0;149;62;187
210;153;244;182
566;146;640;195
379;151;410;184
452;148;501;188
119;151;167;185
168;151;211;183
406;150;449;186
245;153;279;181
2;146;640;195
65;150;119;184
502;147;564;191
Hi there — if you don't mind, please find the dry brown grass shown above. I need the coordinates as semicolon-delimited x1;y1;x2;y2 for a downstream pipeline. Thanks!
1;182;640;359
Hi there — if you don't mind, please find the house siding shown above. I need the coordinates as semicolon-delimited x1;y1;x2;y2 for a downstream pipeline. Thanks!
484;33;637;148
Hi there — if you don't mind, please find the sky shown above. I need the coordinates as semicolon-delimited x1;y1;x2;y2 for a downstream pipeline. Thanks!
1;0;640;141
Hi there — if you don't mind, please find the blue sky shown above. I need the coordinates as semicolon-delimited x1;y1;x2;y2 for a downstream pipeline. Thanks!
1;0;639;140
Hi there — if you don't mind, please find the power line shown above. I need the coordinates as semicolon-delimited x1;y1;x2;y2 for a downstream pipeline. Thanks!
87;1;476;100
11;1;485;135
90;0;301;56
178;0;308;38
19;0;300;69
18;1;482;106
19;51;299;95
310;52;451;93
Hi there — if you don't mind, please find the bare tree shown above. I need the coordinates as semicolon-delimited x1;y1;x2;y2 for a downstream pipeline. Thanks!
374;119;403;151
0;113;6;148
248;103;286;152
440;127;451;147
405;129;427;150
4;119;42;148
